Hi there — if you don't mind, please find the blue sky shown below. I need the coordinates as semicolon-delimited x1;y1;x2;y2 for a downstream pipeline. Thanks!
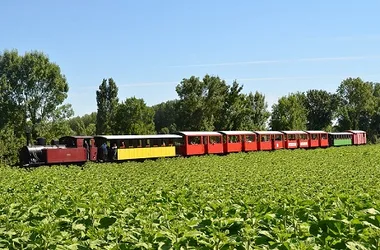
2;0;380;116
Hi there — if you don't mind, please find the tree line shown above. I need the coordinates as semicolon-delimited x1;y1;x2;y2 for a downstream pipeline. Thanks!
1;49;379;164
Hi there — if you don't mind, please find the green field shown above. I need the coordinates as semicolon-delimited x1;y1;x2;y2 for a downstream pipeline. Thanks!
0;145;380;249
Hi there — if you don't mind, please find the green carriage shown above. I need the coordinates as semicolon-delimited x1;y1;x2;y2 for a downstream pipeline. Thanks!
328;132;353;146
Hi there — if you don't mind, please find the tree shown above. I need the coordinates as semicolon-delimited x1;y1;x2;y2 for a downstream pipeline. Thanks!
34;104;75;142
0;49;69;138
336;77;375;131
219;80;246;130
175;75;270;131
202;75;229;130
270;92;307;130
153;100;179;133
0;126;25;165
113;97;155;135
96;78;118;134
175;75;229;131
175;76;212;131
219;83;270;131
69;112;97;136
304;89;337;130
244;91;270;130
0;50;23;132
368;82;380;142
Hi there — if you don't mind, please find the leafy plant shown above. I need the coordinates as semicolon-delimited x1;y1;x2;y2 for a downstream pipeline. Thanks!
0;145;379;249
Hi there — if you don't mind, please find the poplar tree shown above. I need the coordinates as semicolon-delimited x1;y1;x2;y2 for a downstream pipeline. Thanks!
96;78;118;134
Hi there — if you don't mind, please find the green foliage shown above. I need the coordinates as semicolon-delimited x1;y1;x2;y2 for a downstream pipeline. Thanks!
69;112;97;136
304;89;337;130
0;126;25;165
219;80;246;130
0;50;24;134
0;49;69;138
113;97;156;134
0;145;379;248
33;104;75;142
175;75;222;131
368;83;380;143
270;92;307;130
175;75;270;131
153;100;179;133
244;91;270;130
336;77;375;131
96;78;118;134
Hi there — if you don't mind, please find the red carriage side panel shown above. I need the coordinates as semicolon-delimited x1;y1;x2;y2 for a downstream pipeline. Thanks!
298;133;309;148
258;134;271;150
320;133;329;147
272;134;284;150
359;133;367;144
219;131;253;153
352;134;358;144
186;144;205;155
282;132;298;149
307;132;320;148
177;132;223;156
184;135;205;156
206;135;224;154
223;135;242;153
259;141;272;150
255;131;283;151
243;134;257;152
282;131;309;149
286;140;297;149
306;131;329;148
346;130;367;145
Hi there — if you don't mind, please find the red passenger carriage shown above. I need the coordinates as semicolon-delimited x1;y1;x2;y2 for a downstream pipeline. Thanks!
346;130;367;145
177;131;224;156
218;131;257;153
282;131;309;149
254;131;284;151
305;131;329;148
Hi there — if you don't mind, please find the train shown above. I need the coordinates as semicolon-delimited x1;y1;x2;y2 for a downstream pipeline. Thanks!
18;130;367;167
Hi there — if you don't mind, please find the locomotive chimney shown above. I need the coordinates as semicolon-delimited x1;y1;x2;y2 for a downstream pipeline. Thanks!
25;126;31;146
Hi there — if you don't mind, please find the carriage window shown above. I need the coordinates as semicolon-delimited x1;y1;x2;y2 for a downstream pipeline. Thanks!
311;134;318;140
132;139;142;148
173;138;183;146
260;135;270;142
321;134;327;139
299;134;308;140
288;134;296;140
210;136;221;144
144;139;150;147
245;135;255;142
188;136;201;145
274;135;282;141
151;139;160;146
228;135;240;143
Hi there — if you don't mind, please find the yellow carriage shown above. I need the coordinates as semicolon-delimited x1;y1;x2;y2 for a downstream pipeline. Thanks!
94;134;183;161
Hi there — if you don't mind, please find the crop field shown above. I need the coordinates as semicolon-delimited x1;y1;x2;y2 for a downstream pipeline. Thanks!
0;145;380;249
